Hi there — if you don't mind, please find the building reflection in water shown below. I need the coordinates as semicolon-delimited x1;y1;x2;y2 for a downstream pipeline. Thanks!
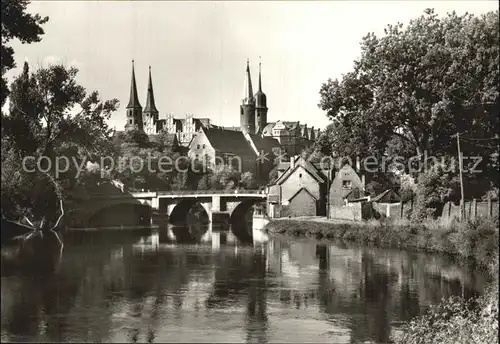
0;229;488;344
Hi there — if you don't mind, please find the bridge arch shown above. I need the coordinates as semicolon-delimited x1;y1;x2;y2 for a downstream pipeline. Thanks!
229;199;264;242
88;201;151;227
168;199;211;225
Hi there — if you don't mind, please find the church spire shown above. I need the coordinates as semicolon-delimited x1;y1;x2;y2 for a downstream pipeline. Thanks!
254;57;268;135
242;58;254;105
127;60;141;109
144;66;158;113
258;56;262;92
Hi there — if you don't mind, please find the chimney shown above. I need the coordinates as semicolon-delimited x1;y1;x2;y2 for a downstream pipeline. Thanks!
290;155;296;169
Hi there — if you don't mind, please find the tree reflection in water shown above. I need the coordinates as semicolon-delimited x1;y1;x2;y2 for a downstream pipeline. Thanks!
0;230;488;344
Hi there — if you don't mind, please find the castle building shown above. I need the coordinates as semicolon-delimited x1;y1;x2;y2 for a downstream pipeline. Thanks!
122;59;320;156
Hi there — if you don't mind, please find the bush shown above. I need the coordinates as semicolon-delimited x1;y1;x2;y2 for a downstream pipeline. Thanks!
395;262;499;344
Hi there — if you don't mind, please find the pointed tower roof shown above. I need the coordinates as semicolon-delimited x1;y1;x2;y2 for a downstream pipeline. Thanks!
127;60;142;109
242;59;254;105
258;57;263;92
255;56;267;108
144;66;158;113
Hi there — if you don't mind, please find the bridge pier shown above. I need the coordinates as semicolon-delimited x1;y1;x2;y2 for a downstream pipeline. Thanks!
211;231;220;250
200;201;212;223
212;195;221;211
166;203;178;223
201;222;212;243
167;227;176;241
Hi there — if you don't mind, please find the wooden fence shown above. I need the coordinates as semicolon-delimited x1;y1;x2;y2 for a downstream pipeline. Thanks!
441;199;499;221
372;198;499;221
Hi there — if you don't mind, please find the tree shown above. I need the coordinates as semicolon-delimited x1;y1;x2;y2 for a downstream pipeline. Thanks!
1;63;118;230
411;161;461;221
1;0;49;107
240;172;257;190
318;9;499;213
318;9;499;161
111;128;196;192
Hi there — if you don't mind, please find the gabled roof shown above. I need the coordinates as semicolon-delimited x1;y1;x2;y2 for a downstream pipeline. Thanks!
202;127;255;156
371;189;401;203
289;187;318;202
275;156;325;185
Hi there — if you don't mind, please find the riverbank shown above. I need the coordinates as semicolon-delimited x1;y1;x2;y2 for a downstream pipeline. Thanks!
266;216;499;343
264;216;499;271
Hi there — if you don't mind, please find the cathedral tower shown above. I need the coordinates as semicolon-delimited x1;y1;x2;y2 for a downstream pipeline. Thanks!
240;59;256;134
125;60;144;132
254;57;268;134
143;66;159;134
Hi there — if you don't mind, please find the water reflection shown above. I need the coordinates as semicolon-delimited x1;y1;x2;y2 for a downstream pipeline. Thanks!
1;229;488;344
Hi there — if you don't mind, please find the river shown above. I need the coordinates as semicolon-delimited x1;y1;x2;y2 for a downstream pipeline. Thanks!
0;226;489;343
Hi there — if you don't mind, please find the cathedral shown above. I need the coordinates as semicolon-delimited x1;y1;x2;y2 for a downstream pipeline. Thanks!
122;59;320;156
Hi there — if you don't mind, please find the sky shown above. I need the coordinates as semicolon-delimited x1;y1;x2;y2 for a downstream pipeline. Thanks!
5;0;498;131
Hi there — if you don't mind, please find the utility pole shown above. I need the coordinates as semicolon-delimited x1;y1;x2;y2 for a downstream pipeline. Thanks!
326;166;330;219
456;132;466;221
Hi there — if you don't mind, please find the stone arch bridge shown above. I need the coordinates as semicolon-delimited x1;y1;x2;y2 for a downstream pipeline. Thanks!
68;190;267;228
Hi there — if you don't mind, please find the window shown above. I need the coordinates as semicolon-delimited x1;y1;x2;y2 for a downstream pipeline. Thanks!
299;173;302;178
195;154;199;160
197;144;200;149
129;119;132;124
342;180;352;188
202;144;206;149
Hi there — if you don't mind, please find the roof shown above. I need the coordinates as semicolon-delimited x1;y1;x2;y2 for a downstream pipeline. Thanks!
282;121;300;130
127;61;142;109
371;189;401;203
222;126;241;131
196;118;211;127
262;122;276;136
289;187;318;202
277;162;290;171
275;156;325;185
149;133;178;147
249;134;280;154
203;127;255;156
143;67;158;113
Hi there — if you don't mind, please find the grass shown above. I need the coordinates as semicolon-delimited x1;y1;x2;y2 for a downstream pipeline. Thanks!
265;216;499;271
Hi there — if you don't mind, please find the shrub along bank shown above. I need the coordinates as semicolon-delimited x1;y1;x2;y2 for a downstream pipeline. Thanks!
393;259;499;344
264;217;499;271
265;217;499;344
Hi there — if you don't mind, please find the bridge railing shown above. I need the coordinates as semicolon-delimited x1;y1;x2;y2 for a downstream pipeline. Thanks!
156;189;265;196
71;189;267;199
